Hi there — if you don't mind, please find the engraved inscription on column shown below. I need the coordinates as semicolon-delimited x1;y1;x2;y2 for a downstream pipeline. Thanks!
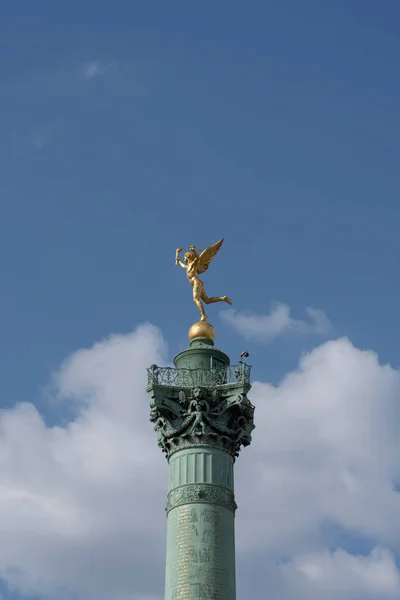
166;503;235;600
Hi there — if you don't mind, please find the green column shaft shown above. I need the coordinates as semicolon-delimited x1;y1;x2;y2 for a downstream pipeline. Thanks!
165;447;236;600
147;335;254;599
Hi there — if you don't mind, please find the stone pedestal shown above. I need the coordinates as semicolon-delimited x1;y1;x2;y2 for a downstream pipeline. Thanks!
147;325;254;600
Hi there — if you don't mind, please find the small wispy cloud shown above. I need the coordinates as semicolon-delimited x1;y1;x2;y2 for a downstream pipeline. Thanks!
82;60;117;79
220;303;332;342
29;126;52;150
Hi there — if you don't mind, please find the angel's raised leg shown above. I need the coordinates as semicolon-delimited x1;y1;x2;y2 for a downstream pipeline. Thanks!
201;291;232;306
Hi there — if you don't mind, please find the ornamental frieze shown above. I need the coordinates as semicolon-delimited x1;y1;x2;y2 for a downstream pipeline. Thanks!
166;483;237;514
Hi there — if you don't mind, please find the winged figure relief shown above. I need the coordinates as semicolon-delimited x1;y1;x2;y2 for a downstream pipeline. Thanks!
175;238;232;321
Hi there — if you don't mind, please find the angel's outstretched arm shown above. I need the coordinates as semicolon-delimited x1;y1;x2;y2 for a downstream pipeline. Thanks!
175;248;187;269
188;246;200;259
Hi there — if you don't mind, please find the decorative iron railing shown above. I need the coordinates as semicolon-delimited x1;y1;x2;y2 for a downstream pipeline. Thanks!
147;364;251;388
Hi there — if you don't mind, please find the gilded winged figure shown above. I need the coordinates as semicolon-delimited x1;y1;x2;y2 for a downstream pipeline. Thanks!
175;239;232;321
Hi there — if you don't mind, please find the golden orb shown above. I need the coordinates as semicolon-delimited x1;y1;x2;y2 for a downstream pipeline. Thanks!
189;321;216;342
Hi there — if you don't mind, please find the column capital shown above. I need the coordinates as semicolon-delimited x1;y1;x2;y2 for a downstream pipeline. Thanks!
147;366;255;459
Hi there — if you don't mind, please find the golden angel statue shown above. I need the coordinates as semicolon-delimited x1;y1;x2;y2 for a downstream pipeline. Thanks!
175;238;232;321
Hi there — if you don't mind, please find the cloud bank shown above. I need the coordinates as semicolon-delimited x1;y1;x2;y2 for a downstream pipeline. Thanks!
220;303;332;342
0;326;399;599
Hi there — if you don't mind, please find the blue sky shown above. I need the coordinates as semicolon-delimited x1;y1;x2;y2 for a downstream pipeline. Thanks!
1;2;400;599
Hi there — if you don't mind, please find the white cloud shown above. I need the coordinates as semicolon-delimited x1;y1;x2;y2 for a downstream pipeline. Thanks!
29;126;52;149
220;303;331;342
0;324;168;600
0;327;400;599
82;60;116;79
291;547;400;596
83;61;102;78
235;337;400;559
260;547;400;599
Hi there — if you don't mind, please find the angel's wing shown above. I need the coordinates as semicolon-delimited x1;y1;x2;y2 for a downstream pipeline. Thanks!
196;238;224;275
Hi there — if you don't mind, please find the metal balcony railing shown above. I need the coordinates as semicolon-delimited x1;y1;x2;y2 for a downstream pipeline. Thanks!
147;364;251;388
